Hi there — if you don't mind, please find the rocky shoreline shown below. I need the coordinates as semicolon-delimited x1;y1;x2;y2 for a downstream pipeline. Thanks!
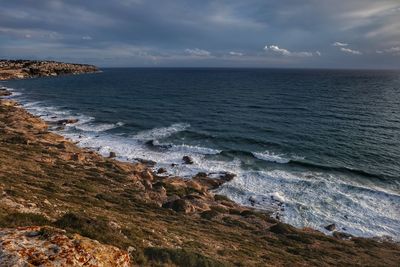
1;84;400;265
0;60;98;81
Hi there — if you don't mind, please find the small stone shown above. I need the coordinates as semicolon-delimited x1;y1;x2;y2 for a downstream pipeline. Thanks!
109;151;116;158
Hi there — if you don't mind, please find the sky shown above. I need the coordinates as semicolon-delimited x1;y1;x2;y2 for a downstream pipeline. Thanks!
0;0;400;68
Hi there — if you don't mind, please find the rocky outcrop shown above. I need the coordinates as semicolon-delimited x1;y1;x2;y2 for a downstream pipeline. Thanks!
0;226;130;267
0;60;98;80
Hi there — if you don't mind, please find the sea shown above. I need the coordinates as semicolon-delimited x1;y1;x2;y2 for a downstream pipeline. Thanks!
2;68;400;240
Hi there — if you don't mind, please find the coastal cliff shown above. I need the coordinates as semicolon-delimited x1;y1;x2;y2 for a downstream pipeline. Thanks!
1;81;400;265
0;60;98;81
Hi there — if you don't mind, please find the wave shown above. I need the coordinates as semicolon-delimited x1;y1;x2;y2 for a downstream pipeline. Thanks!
74;122;125;132
253;151;291;164
288;160;390;181
132;123;190;141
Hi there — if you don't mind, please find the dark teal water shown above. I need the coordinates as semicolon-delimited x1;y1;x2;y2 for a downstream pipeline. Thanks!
3;68;400;239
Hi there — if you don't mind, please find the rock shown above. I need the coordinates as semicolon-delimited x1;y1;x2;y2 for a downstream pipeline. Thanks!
220;172;236;182
186;180;205;192
0;99;18;107
134;158;157;167
182;156;194;164
157;168;167;174
0;226;130;266
248;196;257;206
163;199;195;213
196;172;208;177
143;179;153;190
0;89;12;97
71;153;84;162
153;184;167;196
109;151;117;158
56;119;78;125
333;231;353;240
325;224;336;232
141;170;154;181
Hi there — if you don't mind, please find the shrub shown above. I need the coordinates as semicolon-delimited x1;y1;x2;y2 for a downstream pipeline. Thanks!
0;212;50;227
144;247;226;267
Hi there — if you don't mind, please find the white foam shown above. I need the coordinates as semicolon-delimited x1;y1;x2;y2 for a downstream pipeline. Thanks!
253;151;291;163
132;123;190;141
169;143;221;155
216;169;400;241
74;122;125;132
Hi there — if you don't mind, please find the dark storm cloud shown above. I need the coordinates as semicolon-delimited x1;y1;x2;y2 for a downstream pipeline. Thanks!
0;0;399;68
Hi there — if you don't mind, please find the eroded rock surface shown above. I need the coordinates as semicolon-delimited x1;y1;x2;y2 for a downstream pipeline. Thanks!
0;226;130;267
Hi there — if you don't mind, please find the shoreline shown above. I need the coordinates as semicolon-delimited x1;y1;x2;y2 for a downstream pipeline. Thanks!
1;81;400;265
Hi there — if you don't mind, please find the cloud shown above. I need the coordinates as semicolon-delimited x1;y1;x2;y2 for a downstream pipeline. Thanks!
264;45;315;57
229;51;243;56
0;0;399;68
377;46;400;55
185;48;211;57
385;46;400;53
340;47;362;55
332;42;348;47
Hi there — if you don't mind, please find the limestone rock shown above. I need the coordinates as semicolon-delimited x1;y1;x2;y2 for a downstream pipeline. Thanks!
0;226;130;266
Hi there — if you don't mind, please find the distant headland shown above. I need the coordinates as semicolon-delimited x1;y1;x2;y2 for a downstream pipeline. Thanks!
0;60;98;81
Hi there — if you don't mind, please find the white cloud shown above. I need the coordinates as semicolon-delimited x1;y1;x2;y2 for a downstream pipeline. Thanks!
82;36;92;40
340;47;362;55
264;45;315;57
316;51;322;56
332;42;348;47
185;48;211;57
376;46;400;55
229;51;244;56
385;46;400;53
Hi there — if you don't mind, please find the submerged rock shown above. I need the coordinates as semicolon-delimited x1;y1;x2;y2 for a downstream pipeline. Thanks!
56;119;79;125
0;226;130;266
182;155;194;164
134;158;157;167
157;168;167;174
325;224;336;232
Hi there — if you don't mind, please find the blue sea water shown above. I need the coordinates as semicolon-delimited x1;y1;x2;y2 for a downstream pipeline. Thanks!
2;68;400;240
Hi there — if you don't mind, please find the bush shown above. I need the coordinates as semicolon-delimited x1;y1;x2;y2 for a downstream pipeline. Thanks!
144;247;226;267
0;212;50;227
201;210;219;220
54;212;122;246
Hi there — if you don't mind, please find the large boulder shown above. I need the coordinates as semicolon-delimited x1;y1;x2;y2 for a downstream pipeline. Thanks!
0;226;130;266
